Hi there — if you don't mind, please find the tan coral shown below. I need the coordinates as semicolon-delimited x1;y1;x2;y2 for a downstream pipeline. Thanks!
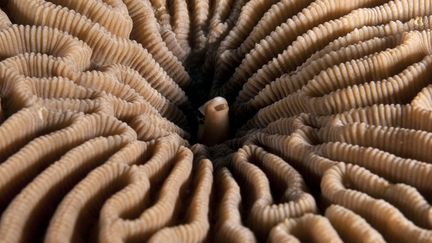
214;167;258;243
0;0;432;242
321;163;432;242
267;214;343;243
230;145;317;237
244;30;432;130
325;205;386;243
9;0;190;101
147;158;213;243
214;0;386;97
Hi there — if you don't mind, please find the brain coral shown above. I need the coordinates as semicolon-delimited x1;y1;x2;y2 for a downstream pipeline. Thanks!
0;0;432;242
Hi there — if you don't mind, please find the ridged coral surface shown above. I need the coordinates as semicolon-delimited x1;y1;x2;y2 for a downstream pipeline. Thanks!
0;0;432;242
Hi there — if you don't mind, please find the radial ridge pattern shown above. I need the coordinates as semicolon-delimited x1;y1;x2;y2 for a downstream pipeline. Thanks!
0;0;432;242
